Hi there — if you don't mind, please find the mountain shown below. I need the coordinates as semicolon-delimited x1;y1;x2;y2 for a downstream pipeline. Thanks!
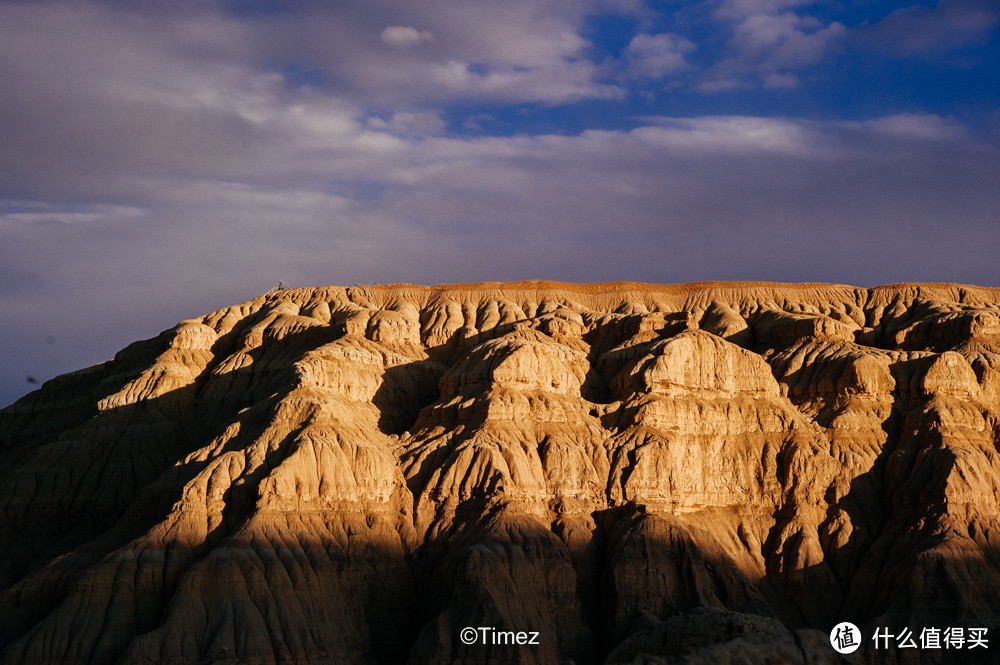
2;281;999;665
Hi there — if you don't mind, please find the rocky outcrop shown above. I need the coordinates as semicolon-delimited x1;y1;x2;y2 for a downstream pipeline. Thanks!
2;281;1000;665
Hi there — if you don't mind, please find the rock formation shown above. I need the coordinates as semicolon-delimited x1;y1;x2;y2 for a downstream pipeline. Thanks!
2;281;1000;665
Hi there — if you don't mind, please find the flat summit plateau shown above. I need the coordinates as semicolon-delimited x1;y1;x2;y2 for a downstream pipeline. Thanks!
3;281;1000;665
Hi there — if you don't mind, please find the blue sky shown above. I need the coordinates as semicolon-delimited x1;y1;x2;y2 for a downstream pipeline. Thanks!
1;0;999;406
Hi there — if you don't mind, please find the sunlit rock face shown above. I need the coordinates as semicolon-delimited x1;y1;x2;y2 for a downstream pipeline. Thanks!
2;281;1000;665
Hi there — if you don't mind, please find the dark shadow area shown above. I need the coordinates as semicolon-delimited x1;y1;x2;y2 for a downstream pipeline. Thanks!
373;360;444;436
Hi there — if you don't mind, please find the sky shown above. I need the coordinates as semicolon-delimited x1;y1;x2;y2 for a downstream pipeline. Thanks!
1;0;999;407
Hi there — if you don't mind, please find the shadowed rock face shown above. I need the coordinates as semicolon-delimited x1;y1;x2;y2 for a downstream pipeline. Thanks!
2;280;1000;665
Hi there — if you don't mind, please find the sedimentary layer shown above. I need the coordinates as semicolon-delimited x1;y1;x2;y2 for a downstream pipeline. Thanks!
2;281;1000;665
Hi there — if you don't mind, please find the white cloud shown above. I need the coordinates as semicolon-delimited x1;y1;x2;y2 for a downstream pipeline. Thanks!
420;59;623;103
701;3;846;91
629;116;820;155
380;25;435;47
731;13;846;67
624;33;696;79
734;12;806;52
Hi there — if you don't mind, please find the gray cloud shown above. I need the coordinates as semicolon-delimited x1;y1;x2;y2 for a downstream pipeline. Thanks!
239;1;627;105
860;0;1000;55
3;107;999;405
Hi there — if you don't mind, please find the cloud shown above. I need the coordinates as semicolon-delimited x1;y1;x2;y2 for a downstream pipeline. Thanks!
366;111;447;137
860;113;969;141
421;59;623;103
714;0;816;21
0;202;145;226
762;71;798;88
623;33;696;79
380;25;435;48
702;4;846;91
697;78;745;93
860;0;1000;55
627;115;825;155
243;1;622;105
732;12;846;67
4;105;999;404
0;1;623;121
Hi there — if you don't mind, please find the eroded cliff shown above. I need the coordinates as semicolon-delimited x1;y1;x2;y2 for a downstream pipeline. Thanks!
2;281;1000;665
